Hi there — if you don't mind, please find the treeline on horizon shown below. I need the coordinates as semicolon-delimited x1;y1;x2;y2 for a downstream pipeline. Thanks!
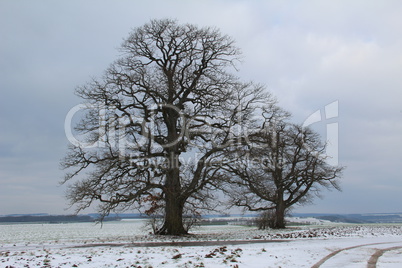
0;214;121;223
1;213;402;224
0;213;225;223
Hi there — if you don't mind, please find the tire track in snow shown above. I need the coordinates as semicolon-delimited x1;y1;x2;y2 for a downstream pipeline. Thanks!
311;241;402;268
367;246;402;268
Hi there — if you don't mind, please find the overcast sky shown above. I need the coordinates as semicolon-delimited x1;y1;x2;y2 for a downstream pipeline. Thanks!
1;0;401;215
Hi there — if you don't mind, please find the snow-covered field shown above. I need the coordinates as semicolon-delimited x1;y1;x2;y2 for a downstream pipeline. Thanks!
1;219;402;267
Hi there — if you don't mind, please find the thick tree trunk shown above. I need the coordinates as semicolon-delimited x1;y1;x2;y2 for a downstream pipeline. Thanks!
273;199;286;229
156;193;187;235
156;152;188;235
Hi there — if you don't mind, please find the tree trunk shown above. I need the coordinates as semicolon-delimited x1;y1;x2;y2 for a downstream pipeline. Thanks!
273;199;286;229
156;193;187;235
156;152;188;235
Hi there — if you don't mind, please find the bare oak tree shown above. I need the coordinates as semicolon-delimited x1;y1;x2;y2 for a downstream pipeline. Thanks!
225;113;343;229
61;19;273;235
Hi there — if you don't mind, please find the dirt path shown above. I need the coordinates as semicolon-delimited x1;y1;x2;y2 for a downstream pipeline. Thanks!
311;241;402;268
72;239;290;248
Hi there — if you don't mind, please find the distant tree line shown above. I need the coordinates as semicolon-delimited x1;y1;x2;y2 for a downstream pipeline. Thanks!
0;215;119;223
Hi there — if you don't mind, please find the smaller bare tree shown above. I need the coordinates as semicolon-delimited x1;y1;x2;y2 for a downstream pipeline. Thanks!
226;114;344;229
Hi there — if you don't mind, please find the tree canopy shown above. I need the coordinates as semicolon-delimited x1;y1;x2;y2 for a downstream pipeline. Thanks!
225;112;343;228
61;19;274;235
62;19;343;234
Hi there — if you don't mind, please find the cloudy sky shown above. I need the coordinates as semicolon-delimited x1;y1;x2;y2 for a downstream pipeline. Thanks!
1;0;401;215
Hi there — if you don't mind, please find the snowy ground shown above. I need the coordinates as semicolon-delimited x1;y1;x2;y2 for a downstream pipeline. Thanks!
1;219;402;267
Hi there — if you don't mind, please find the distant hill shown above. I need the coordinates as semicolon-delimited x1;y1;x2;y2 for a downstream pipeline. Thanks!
292;213;402;224
0;215;94;223
2;213;50;217
1;212;402;224
0;214;120;223
87;213;145;219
